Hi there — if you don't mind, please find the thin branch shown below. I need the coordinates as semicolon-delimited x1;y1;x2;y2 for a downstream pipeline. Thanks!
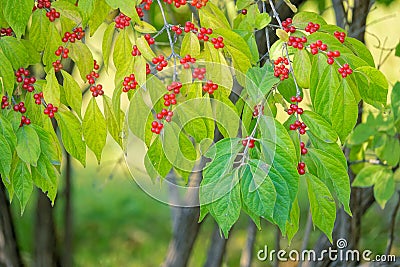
385;191;400;255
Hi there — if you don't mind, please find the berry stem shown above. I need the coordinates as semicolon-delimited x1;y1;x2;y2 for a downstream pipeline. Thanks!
156;0;179;81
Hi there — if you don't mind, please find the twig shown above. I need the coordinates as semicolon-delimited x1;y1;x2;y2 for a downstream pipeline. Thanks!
385;191;400;255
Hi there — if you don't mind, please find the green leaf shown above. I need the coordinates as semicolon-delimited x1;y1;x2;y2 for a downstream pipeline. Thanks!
69;41;94;80
353;165;383;187
77;0;94;27
331;79;358;142
308;148;351;215
0;114;17;150
88;0;111;35
199;2;230;30
278;77;301;103
3;0;34;38
180;32;200;58
12;160;33;214
391;82;400;128
56;110;86;166
396;42;400;57
213;28;253;62
354;66;388;109
293;49;311;88
136;36;156;62
113;28;133;72
0;37;35;69
268;167;291;234
29;9;51;51
128;90;152;143
305;172;336;242
82;98;107;163
286;197;300;244
43;23;62;70
258;116;299;202
374;170;395;209
301;110;338;143
0;51;15;96
61;70;82;118
209;171;241;238
52;0;82;24
236;0;253;9
375;134;400;166
103;95;124;148
31;155;58;204
16;125;41;167
31;124;61;166
44;69;61;107
105;0;139;22
347;123;376;146
344;37;375;67
255;13;271;30
240;159;277;219
144;135;172;180
134;21;157;33
225;45;252;86
246;65;279;103
0;134;12;177
293;11;327;28
211;97;240;138
102;22;116;69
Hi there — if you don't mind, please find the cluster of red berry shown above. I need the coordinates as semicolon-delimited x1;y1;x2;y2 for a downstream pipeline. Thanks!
310;40;328;55
122;74;138;93
289;120;307;135
202;80;218;94
300;141;308;155
151;121;164;134
242;136;256;148
87;60;104;97
334;31;346;43
20;116;31;126
144;34;155;45
297;162;306;175
44;103;58;118
282;18;296;33
52;60;63;72
13;102;27;114
35;0;51;9
45;8;60;22
190;0;208;9
326;50;340;65
146;63;151;75
211;37;225;49
61;27;85;43
136;7;144;18
115;13;131;29
0;27;13;37
273;57;289;81
287;96;303;115
179;54;196;69
192;67;206;80
163;0;187;8
131;45;141;57
338;63;353;78
1;96;9;109
15;68;36;92
151;55;168;71
171;25;183;35
55;46;69;58
183;22;214;42
252;105;264;117
34;92;44;105
287;36;307;50
151;82;183;134
140;0;153;10
305;22;320;33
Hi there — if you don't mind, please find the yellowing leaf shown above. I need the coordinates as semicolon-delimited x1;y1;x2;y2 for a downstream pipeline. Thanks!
276;29;289;42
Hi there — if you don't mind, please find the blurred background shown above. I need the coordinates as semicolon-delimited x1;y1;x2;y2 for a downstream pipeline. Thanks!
8;0;400;266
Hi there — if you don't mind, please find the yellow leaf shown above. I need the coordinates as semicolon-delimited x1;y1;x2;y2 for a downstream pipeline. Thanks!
283;0;298;13
276;29;289;42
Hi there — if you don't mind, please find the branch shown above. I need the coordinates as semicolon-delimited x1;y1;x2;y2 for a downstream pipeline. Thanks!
385;191;400;255
203;223;228;267
332;0;347;28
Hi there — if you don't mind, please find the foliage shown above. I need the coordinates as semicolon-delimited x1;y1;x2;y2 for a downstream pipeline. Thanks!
0;0;396;242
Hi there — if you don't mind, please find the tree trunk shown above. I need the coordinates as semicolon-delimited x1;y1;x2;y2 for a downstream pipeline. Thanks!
0;181;24;267
62;154;73;267
240;220;257;267
203;224;228;267
34;190;60;267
